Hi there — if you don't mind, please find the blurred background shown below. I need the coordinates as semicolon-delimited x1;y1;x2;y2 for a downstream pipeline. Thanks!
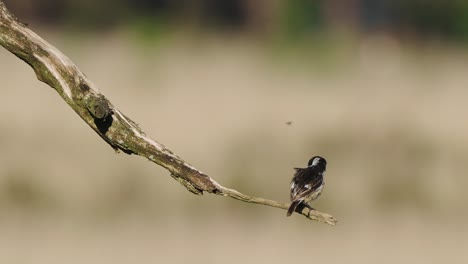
1;0;468;263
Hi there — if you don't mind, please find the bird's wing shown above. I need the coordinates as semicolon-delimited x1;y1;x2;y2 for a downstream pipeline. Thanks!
290;168;323;201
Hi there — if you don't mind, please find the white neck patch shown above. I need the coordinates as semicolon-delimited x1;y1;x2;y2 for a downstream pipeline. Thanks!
310;157;320;167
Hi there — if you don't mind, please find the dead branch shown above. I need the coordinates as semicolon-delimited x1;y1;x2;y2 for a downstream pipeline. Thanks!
0;1;337;226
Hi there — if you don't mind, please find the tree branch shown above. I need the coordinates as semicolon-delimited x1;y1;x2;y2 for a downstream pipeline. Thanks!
0;1;337;226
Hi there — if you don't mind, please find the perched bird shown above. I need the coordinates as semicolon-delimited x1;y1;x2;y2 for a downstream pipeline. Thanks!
287;156;327;217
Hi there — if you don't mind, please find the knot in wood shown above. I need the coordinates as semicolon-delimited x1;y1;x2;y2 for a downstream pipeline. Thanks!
84;94;111;120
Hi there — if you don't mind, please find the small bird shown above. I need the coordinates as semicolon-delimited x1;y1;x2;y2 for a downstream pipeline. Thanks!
287;156;327;217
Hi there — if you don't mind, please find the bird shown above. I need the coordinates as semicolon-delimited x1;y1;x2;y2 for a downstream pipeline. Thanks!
287;156;327;217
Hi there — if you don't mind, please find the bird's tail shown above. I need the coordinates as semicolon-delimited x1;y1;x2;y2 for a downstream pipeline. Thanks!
287;200;301;217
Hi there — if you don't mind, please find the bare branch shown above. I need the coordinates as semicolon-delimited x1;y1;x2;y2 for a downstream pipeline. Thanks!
0;1;337;225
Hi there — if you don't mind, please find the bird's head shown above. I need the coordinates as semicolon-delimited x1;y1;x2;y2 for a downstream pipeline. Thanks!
308;156;327;170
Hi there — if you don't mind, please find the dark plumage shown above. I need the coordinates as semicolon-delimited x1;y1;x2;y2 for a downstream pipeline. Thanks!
287;156;327;216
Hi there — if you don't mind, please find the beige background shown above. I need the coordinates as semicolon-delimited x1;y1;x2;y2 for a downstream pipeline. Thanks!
0;30;467;263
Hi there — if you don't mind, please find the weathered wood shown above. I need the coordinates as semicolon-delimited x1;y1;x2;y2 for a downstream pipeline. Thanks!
0;1;337;225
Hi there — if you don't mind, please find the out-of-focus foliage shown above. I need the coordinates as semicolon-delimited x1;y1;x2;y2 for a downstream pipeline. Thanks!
3;0;468;43
280;0;323;39
394;0;468;41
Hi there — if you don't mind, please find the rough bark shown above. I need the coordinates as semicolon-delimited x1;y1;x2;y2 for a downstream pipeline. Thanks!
0;1;337;225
